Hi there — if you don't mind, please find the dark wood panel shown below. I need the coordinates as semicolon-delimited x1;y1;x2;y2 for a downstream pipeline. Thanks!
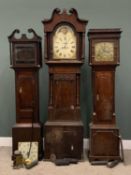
53;74;76;120
44;121;83;159
48;73;81;121
16;70;39;123
89;125;120;161
94;71;114;123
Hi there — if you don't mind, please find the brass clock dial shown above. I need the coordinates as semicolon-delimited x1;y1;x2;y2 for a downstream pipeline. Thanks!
95;42;114;61
53;25;77;59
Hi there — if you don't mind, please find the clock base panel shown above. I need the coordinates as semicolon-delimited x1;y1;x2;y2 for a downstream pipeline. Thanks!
12;123;43;160
88;123;121;162
44;121;83;160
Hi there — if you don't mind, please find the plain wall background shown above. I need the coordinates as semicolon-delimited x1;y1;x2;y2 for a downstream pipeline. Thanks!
0;0;131;139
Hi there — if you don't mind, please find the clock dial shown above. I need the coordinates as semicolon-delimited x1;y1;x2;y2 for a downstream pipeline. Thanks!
18;142;38;161
95;42;114;61
53;25;77;59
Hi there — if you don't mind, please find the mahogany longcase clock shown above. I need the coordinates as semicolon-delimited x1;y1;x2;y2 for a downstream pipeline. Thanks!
8;29;43;160
88;29;122;162
42;8;88;159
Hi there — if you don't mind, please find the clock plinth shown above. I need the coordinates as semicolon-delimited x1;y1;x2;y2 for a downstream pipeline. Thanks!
8;29;43;160
88;123;121;162
44;121;83;159
88;29;122;162
42;8;88;160
12;123;43;160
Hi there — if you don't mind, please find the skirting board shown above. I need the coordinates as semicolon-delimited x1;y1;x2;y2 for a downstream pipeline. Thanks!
0;137;131;150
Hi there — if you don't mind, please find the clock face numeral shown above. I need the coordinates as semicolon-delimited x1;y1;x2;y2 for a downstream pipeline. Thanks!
53;25;77;59
95;42;114;62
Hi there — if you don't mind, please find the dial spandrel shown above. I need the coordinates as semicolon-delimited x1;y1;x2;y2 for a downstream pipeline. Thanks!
53;25;77;59
95;42;114;62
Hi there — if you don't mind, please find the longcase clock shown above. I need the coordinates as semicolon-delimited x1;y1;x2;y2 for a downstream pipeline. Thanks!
42;8;88;159
8;29;43;159
88;29;122;162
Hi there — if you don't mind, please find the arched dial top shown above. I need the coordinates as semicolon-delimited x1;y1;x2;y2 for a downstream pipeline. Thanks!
53;25;77;59
94;42;114;62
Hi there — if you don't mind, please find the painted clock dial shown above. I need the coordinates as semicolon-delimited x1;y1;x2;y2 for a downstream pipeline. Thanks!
95;42;114;61
53;25;77;59
18;142;38;161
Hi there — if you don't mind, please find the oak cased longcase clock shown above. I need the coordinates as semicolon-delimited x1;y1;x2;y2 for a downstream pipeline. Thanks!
8;29;43;159
88;29;122;162
42;8;87;159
